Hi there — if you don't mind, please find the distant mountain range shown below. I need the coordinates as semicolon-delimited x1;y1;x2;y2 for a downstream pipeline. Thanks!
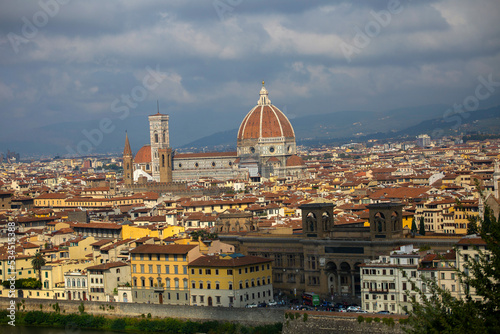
1;104;499;157
181;105;500;150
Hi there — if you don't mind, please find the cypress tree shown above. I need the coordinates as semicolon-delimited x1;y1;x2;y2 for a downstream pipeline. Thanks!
419;216;425;236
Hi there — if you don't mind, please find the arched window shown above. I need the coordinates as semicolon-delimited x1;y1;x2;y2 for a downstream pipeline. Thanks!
162;131;166;143
82;279;86;288
67;278;71;287
117;269;120;274
162;154;165;167
77;279;81;288
72;278;75;287
154;133;159;143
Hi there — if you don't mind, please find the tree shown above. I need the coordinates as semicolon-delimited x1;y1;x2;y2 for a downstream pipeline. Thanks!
411;217;418;235
467;215;479;235
31;252;46;283
404;204;500;333
419;216;425;236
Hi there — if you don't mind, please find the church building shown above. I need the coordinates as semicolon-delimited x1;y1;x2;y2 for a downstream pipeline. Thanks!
123;82;307;184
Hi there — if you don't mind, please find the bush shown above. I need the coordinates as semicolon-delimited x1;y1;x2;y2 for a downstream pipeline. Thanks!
357;315;364;323
365;317;373;323
110;318;126;331
78;302;85;314
303;313;308;322
374;317;381;323
382;317;395;327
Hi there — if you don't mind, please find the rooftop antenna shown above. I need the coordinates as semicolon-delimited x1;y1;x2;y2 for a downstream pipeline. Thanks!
157;100;159;114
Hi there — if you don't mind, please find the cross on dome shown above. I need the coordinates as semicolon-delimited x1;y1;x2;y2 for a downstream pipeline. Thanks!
258;81;271;106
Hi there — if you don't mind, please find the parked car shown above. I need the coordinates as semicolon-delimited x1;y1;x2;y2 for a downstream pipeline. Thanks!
377;310;391;314
246;303;258;308
268;300;278;306
356;309;368;313
334;307;347;313
347;306;361;312
258;302;267;308
321;301;333;308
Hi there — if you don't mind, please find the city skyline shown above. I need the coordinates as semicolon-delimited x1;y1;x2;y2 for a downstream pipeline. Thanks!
1;0;499;155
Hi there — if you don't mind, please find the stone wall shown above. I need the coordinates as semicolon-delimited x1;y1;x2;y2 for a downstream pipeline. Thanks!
282;312;405;334
0;298;283;325
1;298;408;333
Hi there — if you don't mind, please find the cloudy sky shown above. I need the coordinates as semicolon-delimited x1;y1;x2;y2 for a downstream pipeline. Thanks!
0;0;499;154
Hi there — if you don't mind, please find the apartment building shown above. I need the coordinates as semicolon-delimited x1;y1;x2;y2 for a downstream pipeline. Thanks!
188;253;273;307
130;244;202;305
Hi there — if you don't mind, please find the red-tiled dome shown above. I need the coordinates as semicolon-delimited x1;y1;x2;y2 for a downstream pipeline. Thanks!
237;83;295;140
286;155;305;167
134;145;151;164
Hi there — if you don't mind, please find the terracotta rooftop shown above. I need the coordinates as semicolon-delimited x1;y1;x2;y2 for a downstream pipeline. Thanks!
189;254;272;267
130;244;197;254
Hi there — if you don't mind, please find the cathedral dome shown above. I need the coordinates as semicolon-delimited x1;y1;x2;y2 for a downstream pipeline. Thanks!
134;145;151;164
237;83;295;141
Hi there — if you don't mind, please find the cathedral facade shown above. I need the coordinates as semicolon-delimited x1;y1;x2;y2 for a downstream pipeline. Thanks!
123;83;307;184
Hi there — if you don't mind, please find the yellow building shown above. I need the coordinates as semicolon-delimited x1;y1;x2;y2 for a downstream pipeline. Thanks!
68;236;97;260
0;253;35;283
453;201;479;234
130;244;202;305
189;254;273;307
121;224;184;240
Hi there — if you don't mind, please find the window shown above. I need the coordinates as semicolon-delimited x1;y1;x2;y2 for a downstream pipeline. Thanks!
140;264;145;273
206;269;211;275
149;265;153;274
200;296;204;303
191;269;195;275
192;281;196;289
228;282;233;290
215;282;220;290
183;266;187;274
165;265;170;274
174;266;178;274
207;282;211;289
157;265;161;274
441;273;445;279
227;269;233;275
192;295;196;303
199;282;203;289
216;296;221;304
132;265;136;273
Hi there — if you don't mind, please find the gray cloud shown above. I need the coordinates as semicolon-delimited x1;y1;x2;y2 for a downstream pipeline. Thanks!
0;0;499;153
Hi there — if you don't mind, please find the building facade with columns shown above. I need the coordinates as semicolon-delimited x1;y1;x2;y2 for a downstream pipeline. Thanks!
219;202;462;301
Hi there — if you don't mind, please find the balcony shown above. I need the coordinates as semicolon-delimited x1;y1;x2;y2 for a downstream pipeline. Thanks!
369;289;389;293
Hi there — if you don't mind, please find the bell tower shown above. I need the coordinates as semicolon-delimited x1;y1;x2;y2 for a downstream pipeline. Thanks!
123;132;133;187
149;102;170;182
158;147;172;183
